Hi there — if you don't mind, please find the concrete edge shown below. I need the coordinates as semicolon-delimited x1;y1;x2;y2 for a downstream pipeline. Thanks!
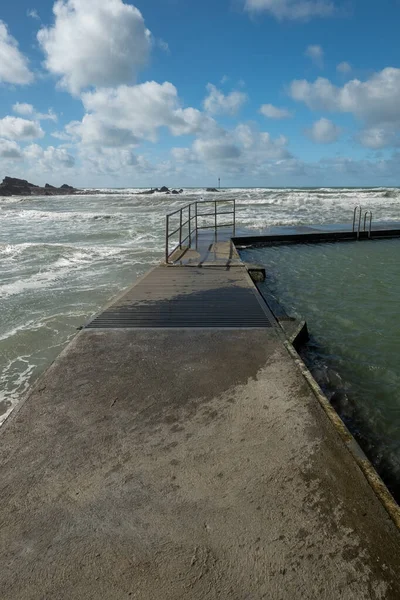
233;228;400;247
284;340;400;532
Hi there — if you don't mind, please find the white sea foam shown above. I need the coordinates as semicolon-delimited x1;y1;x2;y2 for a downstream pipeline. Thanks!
1;186;400;425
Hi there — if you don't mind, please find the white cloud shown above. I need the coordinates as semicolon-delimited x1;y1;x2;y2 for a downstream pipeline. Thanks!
13;102;57;122
305;44;324;68
235;124;290;158
306;117;341;143
337;61;351;74
37;109;57;122
12;102;34;116
27;9;40;20
193;136;242;163
203;84;248;115
24;144;75;169
0;117;44;140
37;0;151;94
244;0;335;21
66;114;140;147
178;123;292;175
157;39;170;53
356;127;400;150
0;139;23;159
260;103;293;119
65;82;215;147
290;68;400;128
0;21;34;85
81;146;153;174
171;147;197;163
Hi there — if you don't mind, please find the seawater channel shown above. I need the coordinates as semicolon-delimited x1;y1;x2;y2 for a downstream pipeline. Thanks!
240;238;400;500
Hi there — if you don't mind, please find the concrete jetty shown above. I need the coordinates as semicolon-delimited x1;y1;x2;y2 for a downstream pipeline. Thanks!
1;237;400;599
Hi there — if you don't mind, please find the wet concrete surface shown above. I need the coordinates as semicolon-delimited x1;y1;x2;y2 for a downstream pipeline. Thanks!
1;326;400;599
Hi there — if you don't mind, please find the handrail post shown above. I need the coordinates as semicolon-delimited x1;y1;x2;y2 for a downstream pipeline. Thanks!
353;205;361;234
233;199;236;235
188;204;191;247
165;215;169;263
214;200;217;231
179;209;182;248
195;202;198;248
363;210;373;239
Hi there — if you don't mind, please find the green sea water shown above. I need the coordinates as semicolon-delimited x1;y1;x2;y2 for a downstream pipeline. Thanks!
241;240;400;498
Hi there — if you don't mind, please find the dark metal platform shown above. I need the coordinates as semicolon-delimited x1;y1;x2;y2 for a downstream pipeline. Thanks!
85;265;273;329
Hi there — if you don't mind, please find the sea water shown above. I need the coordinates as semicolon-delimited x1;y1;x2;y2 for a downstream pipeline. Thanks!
240;239;400;498
1;187;400;428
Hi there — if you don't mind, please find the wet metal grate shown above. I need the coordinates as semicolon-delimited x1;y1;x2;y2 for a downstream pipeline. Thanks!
85;267;273;329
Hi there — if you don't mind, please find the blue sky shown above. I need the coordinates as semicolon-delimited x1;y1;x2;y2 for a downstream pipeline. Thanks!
1;0;400;187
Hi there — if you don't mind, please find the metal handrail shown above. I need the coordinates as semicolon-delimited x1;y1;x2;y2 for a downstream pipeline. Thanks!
363;211;373;238
165;199;236;263
353;205;373;240
353;205;362;238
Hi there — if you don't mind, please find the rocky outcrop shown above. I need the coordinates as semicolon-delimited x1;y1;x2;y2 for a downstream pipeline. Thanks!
0;176;79;197
138;186;184;195
206;187;219;192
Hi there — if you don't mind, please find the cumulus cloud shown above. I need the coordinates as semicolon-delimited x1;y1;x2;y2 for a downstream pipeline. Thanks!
356;127;400;150
290;68;400;125
306;117;341;143
290;68;400;148
0;117;44;140
12;102;34;116
37;0;151;94
82;146;153;174
244;0;335;21
193;136;241;163
337;61;351;74
66;114;140;147
176;123;292;175
305;44;324;68
203;84;248;115
24;144;75;169
0;139;23;159
65;82;215;148
260;103;293;119
0;21;34;85
13;102;57;122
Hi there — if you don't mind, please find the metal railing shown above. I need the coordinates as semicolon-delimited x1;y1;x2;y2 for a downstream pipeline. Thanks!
353;206;373;239
165;199;236;263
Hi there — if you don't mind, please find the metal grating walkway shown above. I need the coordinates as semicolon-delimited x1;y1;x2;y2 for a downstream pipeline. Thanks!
85;266;273;329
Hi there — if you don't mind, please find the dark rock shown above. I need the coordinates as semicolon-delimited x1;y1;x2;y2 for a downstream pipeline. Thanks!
171;190;179;194
0;175;82;197
159;186;169;193
206;187;219;192
178;189;183;193
3;177;29;186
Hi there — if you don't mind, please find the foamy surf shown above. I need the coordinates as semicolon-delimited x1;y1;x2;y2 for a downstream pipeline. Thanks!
1;186;400;425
